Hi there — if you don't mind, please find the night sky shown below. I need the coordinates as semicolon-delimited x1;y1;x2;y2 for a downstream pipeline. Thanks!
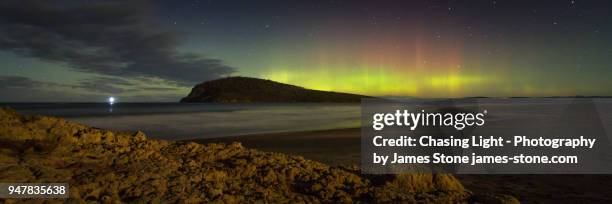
1;0;611;102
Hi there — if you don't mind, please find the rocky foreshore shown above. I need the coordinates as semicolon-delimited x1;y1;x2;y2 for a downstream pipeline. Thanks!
0;108;517;203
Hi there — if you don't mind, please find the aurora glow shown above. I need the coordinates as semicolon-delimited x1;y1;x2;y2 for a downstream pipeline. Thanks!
1;0;612;101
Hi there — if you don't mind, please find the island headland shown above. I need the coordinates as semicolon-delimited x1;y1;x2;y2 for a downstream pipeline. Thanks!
181;77;370;103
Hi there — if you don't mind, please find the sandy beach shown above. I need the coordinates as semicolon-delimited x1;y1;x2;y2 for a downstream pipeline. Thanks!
194;128;612;204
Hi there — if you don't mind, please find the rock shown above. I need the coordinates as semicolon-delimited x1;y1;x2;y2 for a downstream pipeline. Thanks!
180;76;370;103
0;108;511;203
132;131;147;142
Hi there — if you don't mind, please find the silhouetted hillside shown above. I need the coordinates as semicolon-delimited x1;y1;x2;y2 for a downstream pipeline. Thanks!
181;77;369;103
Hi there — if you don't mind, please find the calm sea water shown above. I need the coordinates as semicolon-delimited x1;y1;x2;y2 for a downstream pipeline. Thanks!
2;103;361;140
3;98;611;140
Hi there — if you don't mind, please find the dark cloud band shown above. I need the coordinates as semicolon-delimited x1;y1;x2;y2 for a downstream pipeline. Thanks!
0;0;234;87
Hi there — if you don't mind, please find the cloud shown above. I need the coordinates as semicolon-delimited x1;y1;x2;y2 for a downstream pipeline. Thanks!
0;75;129;95
0;75;104;102
0;75;185;102
0;74;182;97
0;0;234;87
75;77;134;94
139;87;181;92
73;76;181;94
0;75;71;89
0;75;48;88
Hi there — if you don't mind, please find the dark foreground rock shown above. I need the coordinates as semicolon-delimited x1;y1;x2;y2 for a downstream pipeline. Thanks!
0;108;515;203
181;76;369;103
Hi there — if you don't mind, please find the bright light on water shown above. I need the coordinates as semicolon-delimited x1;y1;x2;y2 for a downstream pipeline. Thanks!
108;97;115;105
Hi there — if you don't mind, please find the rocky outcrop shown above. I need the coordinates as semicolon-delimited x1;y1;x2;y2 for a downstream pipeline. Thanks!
181;77;369;103
0;108;515;203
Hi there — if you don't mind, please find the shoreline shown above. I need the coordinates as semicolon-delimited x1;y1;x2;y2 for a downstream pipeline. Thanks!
192;127;612;203
190;128;362;166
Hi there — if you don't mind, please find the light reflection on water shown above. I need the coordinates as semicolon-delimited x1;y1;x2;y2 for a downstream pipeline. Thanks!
4;103;361;140
3;98;612;140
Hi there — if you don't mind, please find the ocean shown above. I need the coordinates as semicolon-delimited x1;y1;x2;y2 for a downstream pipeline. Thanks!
1;103;361;140
3;98;611;141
